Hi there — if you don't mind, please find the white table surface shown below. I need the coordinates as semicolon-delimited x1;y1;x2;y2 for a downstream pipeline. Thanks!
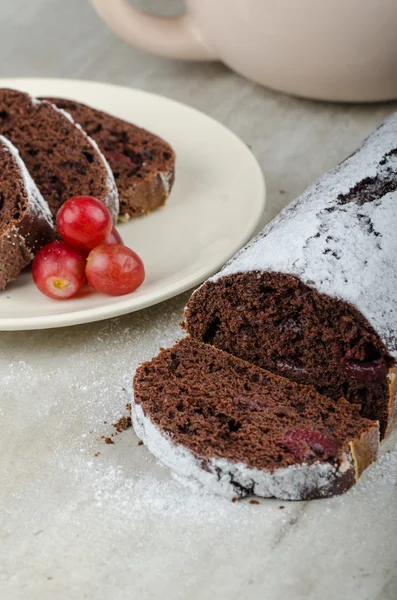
1;2;397;599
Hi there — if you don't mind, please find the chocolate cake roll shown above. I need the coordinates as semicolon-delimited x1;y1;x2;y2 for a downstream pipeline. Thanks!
43;97;175;220
132;337;379;500
185;113;397;438
0;89;119;221
0;135;54;290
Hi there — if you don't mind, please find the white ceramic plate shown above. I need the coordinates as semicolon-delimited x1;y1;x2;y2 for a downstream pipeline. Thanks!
0;78;265;330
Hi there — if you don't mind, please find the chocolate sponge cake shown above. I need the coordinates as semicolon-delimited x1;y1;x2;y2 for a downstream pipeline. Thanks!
0;135;54;290
133;337;379;500
185;113;397;439
44;98;175;219
0;89;119;221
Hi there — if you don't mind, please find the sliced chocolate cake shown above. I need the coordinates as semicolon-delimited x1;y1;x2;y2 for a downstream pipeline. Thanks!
133;337;379;500
43;97;175;219
0;135;54;290
0;89;119;221
185;113;397;439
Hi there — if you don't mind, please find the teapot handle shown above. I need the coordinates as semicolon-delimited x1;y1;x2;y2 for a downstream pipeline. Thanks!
90;0;217;60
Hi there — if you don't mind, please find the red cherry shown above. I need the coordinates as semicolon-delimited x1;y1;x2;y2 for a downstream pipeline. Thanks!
86;244;145;296
277;429;339;461
103;227;123;245
32;241;86;299
56;196;113;250
341;357;387;383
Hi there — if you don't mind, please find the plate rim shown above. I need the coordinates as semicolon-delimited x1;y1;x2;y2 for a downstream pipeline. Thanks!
0;77;266;331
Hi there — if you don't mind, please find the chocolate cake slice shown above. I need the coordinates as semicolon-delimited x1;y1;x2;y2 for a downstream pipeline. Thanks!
185;113;397;439
133;337;379;500
0;135;54;290
43;97;175;220
0;89;119;221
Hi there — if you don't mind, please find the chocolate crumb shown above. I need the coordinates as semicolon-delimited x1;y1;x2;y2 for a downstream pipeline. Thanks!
138;440;143;446
112;415;132;433
279;505;285;509
122;388;126;392
125;403;131;412
103;421;107;424
249;499;260;505
105;437;114;445
279;189;286;194
94;452;100;457
231;497;238;503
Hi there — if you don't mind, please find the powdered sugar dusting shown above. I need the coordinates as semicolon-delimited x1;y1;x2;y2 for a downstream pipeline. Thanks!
29;94;41;105
132;401;351;501
159;171;173;196
0;135;53;229
208;113;397;357
1;295;397;598
86;132;120;222
0;305;269;526
53;104;76;124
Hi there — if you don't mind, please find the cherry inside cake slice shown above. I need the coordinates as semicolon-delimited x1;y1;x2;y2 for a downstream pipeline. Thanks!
132;337;379;500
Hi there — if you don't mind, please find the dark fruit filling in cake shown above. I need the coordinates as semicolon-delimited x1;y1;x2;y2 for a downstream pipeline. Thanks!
278;429;340;461
134;337;376;477
184;271;393;436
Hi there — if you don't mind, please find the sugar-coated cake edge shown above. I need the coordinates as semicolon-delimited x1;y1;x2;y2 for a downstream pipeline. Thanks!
191;113;397;358
47;103;119;222
131;397;379;501
42;97;175;220
0;134;53;231
0;135;55;289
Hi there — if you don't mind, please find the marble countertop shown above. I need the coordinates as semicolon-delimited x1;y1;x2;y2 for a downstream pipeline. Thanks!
1;1;397;599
